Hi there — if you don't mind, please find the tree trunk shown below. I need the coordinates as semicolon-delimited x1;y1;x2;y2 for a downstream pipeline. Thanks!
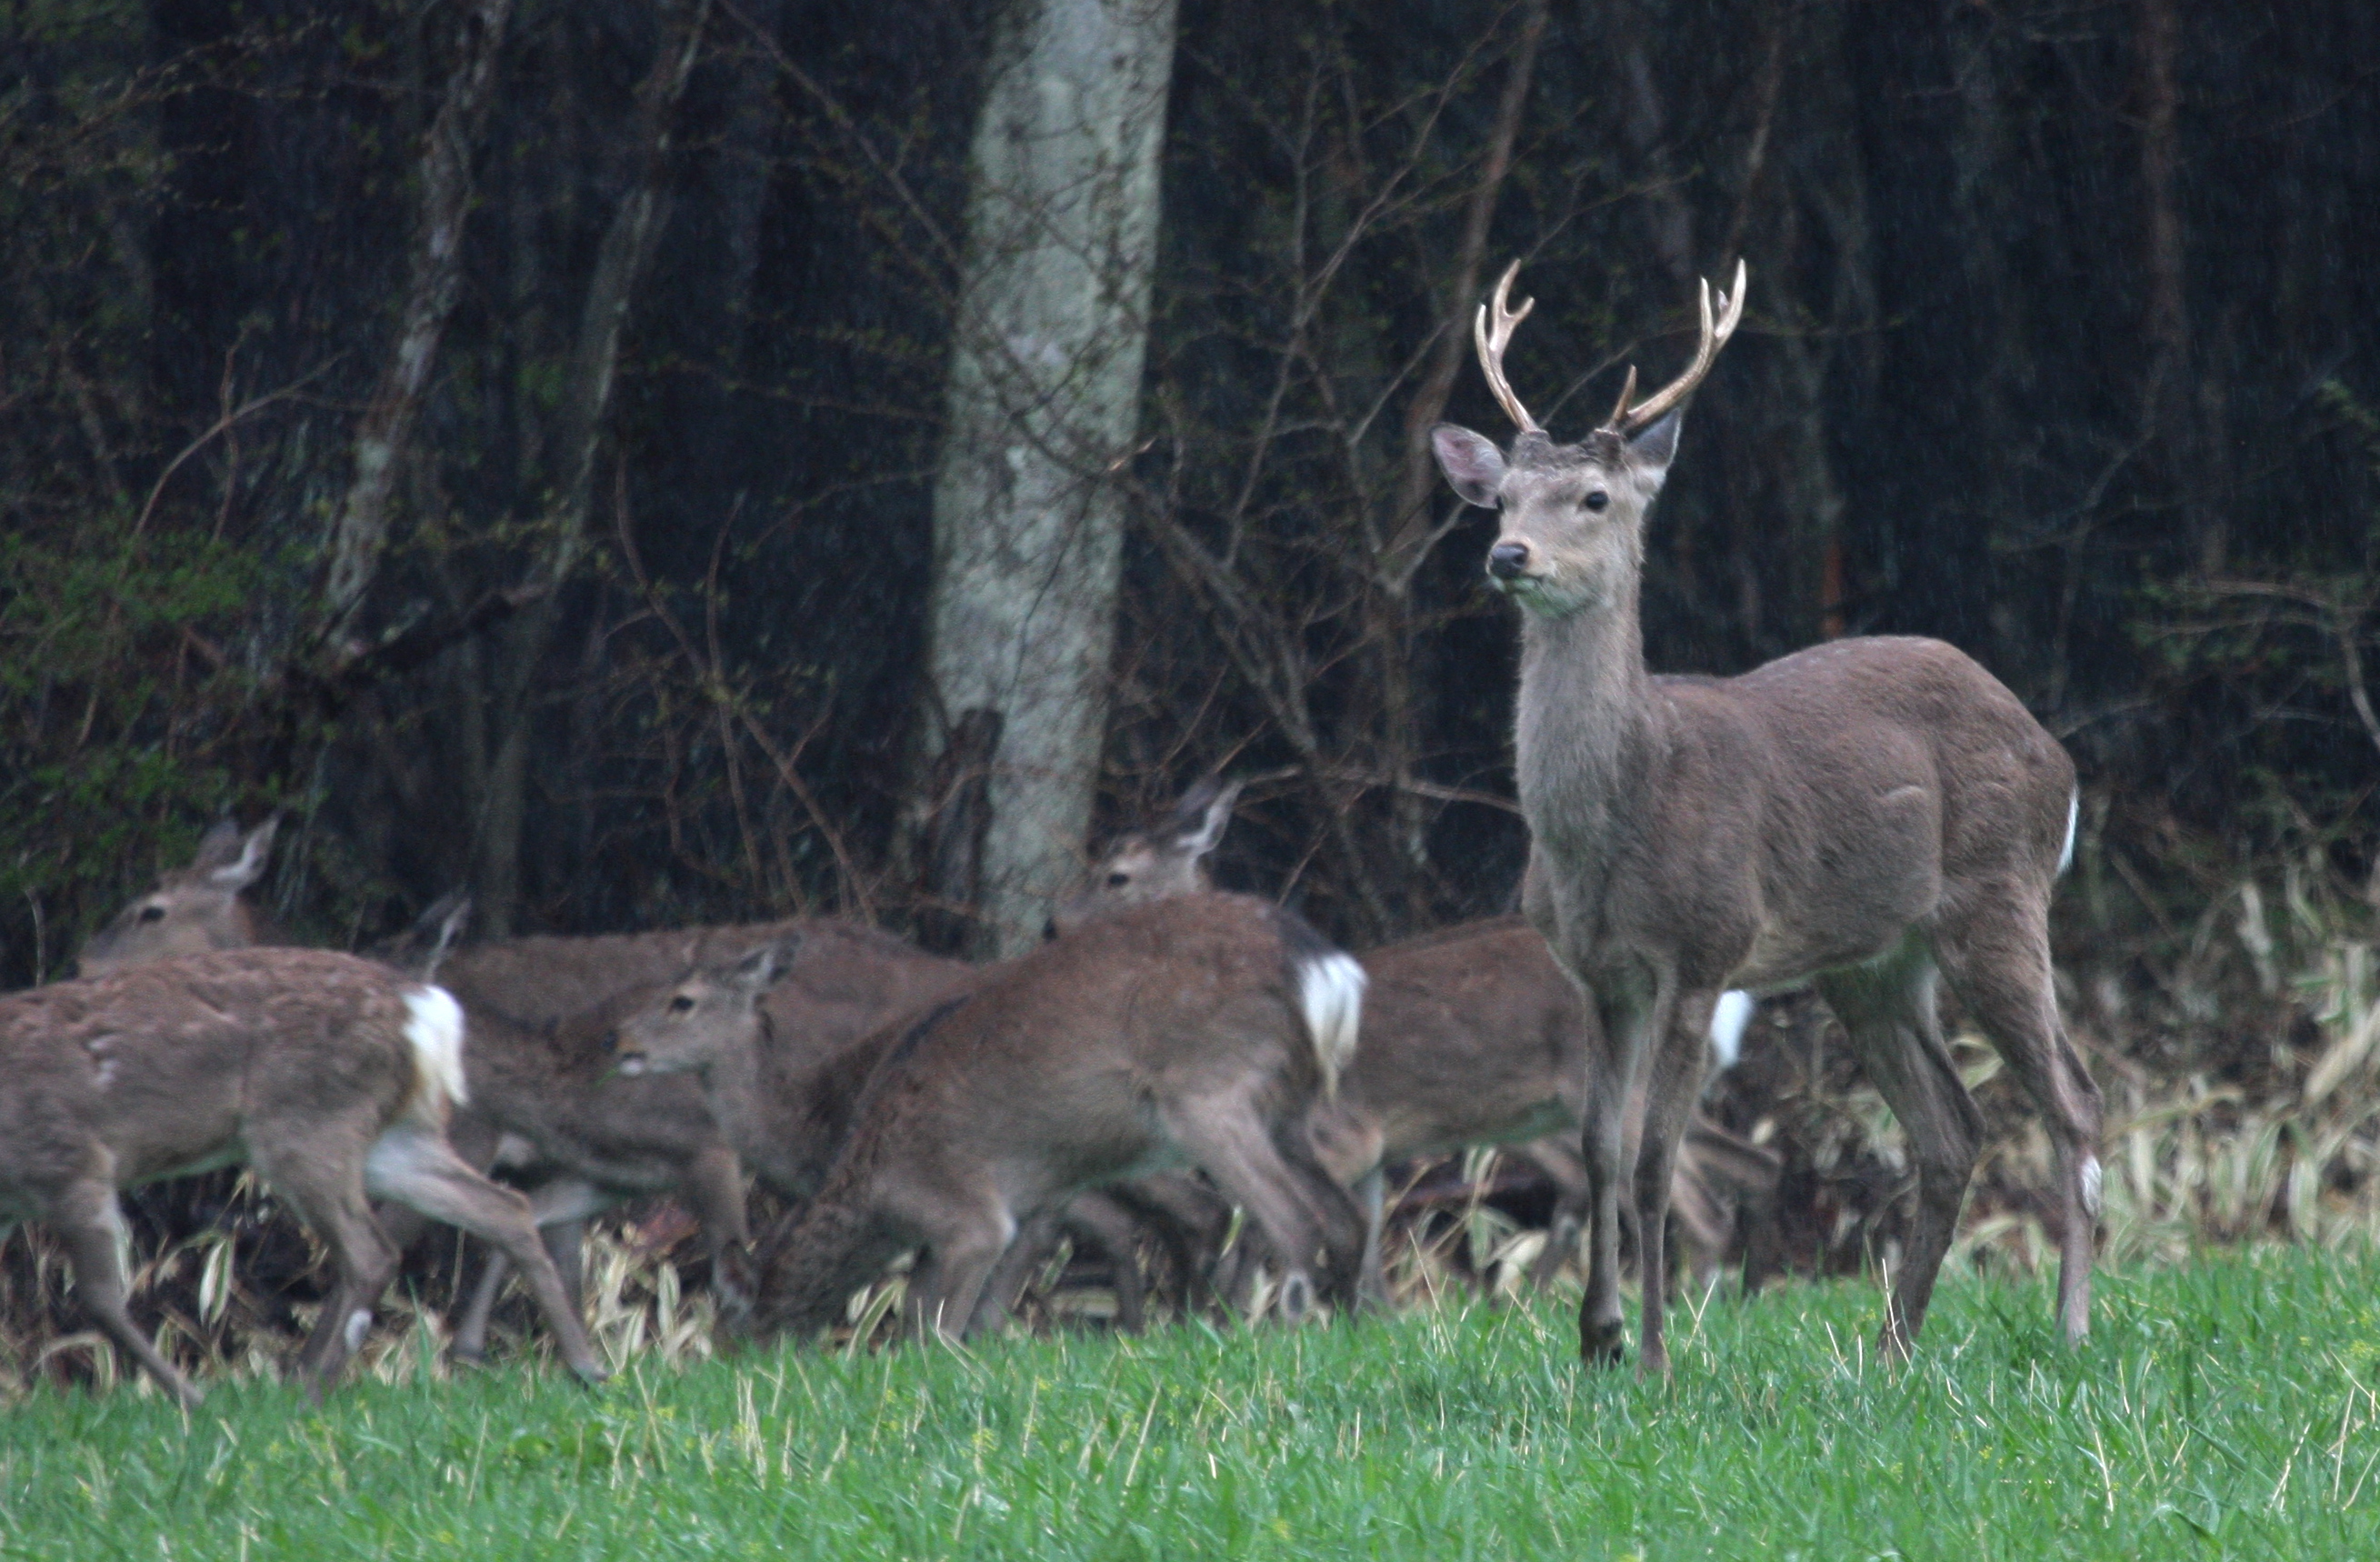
319;0;514;638
915;0;1181;957
473;0;710;934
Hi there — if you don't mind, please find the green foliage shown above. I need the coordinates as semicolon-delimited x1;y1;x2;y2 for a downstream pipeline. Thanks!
6;1250;2380;1558
0;522;296;978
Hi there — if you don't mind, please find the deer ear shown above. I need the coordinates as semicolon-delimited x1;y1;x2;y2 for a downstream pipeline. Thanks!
1431;426;1506;507
1624;410;1681;486
206;817;278;889
420;891;473;946
1172;778;1242;861
190;819;245;873
730;938;795;993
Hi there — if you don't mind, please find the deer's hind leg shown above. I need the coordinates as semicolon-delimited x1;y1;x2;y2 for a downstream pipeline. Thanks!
1816;931;1982;1359
50;1176;205;1409
1930;894;2105;1347
900;1192;1015;1343
1161;1097;1365;1321
246;1123;403;1399
452;1176;618;1363
364;1126;606;1384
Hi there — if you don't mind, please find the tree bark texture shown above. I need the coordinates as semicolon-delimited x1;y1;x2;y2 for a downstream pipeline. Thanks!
918;0;1181;957
319;0;514;637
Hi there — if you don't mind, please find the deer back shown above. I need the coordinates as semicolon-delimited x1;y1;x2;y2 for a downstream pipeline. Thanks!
0;949;449;1201
824;896;1352;1187
439;916;972;1064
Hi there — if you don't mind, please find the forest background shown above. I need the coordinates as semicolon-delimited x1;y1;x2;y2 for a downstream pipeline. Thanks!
5;0;2380;1286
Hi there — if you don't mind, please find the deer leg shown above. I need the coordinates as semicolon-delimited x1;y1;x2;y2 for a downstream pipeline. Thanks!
1630;988;1715;1378
244;1131;405;1400
1931;901;2105;1347
1515;1136;1591;1288
1579;976;1658;1366
1062;1193;1149;1333
452;1177;616;1363
904;1199;1016;1343
683;1144;755;1327
974;1207;1066;1334
51;1179;205;1409
1349;1167;1390;1307
364;1126;607;1385
1160;1100;1364;1320
1818;934;1982;1359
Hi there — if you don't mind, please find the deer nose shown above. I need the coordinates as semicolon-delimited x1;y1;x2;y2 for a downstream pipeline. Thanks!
1488;541;1532;579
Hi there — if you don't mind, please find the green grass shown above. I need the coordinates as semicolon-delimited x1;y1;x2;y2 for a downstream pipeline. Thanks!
5;1248;2380;1559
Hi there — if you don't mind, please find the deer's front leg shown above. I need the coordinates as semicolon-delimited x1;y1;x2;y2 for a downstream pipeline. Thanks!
1579;973;1658;1367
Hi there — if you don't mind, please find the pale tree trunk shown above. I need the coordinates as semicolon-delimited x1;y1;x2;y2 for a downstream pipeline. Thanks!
319;0;514;639
915;0;1180;957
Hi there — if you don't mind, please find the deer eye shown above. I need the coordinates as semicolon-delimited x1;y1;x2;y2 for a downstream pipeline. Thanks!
1584;491;1609;512
138;905;167;923
1106;871;1130;888
669;996;695;1014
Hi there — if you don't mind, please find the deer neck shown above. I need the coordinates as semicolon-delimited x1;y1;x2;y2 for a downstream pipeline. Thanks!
698;1034;770;1162
1514;590;1658;878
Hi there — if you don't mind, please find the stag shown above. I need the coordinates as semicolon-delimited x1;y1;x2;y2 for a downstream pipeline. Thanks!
615;896;1371;1341
1048;779;1778;1302
0;948;605;1407
1431;261;2102;1371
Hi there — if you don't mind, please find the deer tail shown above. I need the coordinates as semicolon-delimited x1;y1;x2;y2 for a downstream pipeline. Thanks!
398;984;469;1126
2058;788;2079;877
1273;908;1365;1100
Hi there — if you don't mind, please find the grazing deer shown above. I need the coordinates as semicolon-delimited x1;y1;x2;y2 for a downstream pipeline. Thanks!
615;896;1371;1341
1431;261;2101;1371
1050;779;1778;1302
79;828;1160;1336
0;948;605;1407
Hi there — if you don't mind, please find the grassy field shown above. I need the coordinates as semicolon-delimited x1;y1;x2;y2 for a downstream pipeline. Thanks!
5;1248;2378;1560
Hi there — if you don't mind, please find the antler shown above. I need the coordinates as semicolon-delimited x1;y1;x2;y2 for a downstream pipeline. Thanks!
1605;258;1747;436
1472;261;1542;434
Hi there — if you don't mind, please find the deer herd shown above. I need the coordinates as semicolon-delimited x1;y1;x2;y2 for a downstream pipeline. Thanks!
4;260;2103;1411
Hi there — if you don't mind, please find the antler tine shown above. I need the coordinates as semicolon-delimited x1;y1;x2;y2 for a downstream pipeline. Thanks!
1608;258;1749;436
1472;260;1542;434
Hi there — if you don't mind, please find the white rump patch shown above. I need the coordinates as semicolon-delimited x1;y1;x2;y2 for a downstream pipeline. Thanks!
2058;790;2079;877
344;1308;374;1354
1707;991;1755;1071
401;985;468;1123
1295;953;1366;1100
2080;1155;2103;1220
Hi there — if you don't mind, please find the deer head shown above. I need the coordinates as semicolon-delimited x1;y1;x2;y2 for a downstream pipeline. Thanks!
610;936;798;1078
1432;261;1745;618
1047;777;1243;935
78;817;281;978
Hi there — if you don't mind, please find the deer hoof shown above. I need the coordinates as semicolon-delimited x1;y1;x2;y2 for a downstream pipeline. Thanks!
1580;1317;1627;1367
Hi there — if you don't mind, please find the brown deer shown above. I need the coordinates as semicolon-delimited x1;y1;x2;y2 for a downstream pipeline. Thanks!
78;841;762;1357
0;948;606;1407
78;817;287;975
1431;261;2102;1372
615;896;1371;1341
78;827;1165;1339
1048;779;1779;1302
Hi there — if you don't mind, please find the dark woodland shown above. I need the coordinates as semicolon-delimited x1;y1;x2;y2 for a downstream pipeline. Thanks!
5;0;2380;1334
